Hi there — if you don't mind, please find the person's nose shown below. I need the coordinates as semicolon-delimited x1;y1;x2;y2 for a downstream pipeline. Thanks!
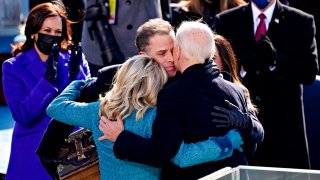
167;53;174;63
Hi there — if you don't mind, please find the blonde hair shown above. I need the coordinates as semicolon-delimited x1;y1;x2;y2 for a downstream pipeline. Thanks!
99;55;168;120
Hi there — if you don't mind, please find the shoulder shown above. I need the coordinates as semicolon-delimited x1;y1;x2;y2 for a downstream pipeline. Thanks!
2;52;27;69
281;4;314;22
217;3;248;18
215;77;245;95
282;4;313;17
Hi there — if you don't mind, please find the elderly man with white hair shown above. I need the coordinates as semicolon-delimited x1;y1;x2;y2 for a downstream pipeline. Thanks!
101;21;257;179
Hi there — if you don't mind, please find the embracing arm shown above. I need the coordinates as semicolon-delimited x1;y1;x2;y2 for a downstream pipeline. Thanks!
46;80;99;130
171;129;243;168
211;100;264;143
100;115;243;168
100;89;244;168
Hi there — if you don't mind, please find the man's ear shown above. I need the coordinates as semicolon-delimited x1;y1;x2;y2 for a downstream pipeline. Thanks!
176;46;181;62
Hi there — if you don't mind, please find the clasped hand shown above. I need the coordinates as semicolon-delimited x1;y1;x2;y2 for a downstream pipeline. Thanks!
69;43;83;80
98;115;124;142
45;43;59;84
211;99;250;130
204;58;220;77
254;35;277;68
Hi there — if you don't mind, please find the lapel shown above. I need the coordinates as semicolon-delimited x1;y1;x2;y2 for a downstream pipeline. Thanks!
267;0;285;40
240;3;257;46
24;48;46;80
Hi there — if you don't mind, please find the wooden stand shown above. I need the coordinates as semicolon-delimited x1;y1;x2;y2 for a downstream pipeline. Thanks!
60;160;100;180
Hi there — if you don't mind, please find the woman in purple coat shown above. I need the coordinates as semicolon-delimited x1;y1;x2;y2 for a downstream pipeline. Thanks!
1;1;90;179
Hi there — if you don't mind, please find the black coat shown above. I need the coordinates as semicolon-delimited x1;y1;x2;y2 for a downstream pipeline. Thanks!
214;0;318;169
113;64;254;179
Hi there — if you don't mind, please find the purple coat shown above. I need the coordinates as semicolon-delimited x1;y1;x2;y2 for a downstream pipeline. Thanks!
2;48;90;179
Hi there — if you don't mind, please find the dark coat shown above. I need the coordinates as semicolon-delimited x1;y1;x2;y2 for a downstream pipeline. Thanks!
214;0;318;169
113;64;254;180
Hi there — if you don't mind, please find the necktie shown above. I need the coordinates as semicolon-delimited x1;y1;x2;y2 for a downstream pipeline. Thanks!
255;13;266;42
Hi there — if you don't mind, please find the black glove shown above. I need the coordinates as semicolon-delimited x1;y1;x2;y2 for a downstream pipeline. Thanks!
69;43;83;80
254;35;276;68
203;58;220;77
211;99;250;130
45;43;59;84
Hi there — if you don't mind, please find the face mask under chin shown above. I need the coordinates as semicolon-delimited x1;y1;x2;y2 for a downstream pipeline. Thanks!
36;33;62;55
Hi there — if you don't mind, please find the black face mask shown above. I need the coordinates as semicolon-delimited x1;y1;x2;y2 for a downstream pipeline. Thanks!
36;33;62;55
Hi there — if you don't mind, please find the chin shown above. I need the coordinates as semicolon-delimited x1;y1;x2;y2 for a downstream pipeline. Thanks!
168;71;177;78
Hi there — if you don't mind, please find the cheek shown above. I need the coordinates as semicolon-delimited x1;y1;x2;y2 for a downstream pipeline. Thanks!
154;57;165;66
213;58;223;71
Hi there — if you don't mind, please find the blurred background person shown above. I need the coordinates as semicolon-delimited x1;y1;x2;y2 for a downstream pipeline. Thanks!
1;1;90;179
171;0;247;29
82;0;162;76
214;0;318;169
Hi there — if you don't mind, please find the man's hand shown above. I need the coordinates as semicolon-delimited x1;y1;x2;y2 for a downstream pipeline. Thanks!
204;58;220;77
98;115;124;142
211;100;250;130
255;35;276;67
45;43;59;84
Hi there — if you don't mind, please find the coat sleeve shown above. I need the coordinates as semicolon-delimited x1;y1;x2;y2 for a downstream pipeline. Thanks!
46;80;99;130
2;59;58;128
79;64;120;103
171;135;234;168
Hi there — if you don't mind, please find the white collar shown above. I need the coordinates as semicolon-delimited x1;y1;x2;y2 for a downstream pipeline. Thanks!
251;0;276;24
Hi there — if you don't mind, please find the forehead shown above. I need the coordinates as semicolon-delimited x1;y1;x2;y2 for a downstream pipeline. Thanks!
41;16;62;29
148;32;175;52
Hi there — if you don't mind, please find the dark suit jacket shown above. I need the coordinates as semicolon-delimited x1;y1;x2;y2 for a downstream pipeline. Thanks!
113;64;253;179
214;0;318;169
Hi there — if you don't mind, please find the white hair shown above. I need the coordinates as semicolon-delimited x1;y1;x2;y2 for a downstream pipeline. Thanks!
175;21;215;63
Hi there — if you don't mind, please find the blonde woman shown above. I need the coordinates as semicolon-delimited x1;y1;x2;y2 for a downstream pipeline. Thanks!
47;55;243;179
